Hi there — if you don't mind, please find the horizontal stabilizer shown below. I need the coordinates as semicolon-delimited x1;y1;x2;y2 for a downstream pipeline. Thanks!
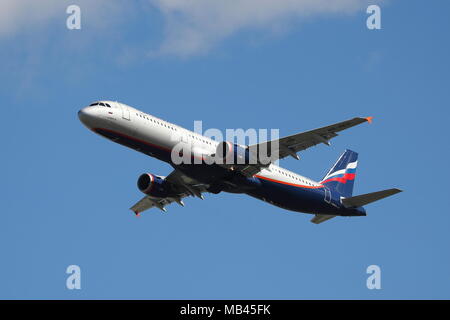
311;214;337;224
341;188;402;208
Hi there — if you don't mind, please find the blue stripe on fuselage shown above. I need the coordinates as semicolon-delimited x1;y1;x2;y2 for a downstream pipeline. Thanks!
246;178;365;216
246;177;335;214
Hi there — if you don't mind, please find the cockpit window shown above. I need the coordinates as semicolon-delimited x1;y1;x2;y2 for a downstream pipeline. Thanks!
89;102;111;107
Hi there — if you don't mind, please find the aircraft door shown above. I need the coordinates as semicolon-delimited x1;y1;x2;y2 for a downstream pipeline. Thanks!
324;187;331;204
121;104;130;121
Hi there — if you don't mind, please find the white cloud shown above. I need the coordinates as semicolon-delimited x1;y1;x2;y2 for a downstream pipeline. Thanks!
150;0;384;57
0;0;60;36
0;0;125;37
0;0;384;57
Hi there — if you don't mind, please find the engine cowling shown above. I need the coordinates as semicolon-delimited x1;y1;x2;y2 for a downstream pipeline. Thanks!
137;173;173;198
215;141;258;165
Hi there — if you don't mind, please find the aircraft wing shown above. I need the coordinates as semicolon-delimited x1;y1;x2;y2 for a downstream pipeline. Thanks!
130;169;209;216
242;117;373;177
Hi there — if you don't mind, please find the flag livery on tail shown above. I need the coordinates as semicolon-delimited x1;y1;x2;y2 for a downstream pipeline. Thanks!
321;150;358;198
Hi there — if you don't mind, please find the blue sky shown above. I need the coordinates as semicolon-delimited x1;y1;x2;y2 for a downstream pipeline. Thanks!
1;0;449;299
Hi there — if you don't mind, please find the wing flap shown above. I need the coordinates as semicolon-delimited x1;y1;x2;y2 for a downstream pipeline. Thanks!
130;196;157;215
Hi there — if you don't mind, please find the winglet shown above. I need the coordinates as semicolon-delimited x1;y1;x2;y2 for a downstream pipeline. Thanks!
365;116;374;124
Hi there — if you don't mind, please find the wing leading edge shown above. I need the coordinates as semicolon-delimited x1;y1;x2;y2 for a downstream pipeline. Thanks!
241;117;373;177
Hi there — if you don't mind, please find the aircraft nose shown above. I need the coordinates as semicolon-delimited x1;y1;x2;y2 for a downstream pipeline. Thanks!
78;107;95;128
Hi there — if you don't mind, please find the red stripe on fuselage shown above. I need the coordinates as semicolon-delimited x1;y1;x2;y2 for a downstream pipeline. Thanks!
92;127;205;161
92;127;172;152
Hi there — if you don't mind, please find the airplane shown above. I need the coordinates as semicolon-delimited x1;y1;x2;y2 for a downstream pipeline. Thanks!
78;100;402;224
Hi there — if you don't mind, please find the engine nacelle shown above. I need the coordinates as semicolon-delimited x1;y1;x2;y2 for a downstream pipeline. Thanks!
215;141;259;165
137;173;173;198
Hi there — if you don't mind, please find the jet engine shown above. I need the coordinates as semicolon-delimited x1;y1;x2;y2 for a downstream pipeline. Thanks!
137;173;174;198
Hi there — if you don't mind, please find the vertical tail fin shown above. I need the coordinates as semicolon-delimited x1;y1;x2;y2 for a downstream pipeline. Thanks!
321;150;358;198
